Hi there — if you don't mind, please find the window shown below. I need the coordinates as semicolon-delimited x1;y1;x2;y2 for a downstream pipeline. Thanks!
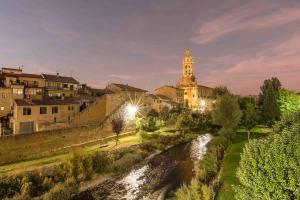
54;117;57;122
68;106;71;111
71;106;74;110
0;107;4;111
63;83;68;88
40;107;47;114
52;107;58;114
13;88;23;95
23;107;31;115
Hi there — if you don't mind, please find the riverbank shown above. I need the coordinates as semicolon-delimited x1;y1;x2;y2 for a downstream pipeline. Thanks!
216;128;269;200
0;127;202;200
74;133;212;200
0;131;137;175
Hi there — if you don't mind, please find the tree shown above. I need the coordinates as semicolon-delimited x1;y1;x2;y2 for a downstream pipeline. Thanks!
159;106;170;121
235;123;300;200
241;103;259;140
176;110;193;134
212;93;242;130
259;77;281;104
212;86;231;99
258;77;281;125
111;115;125;146
278;89;300;116
147;109;159;118
262;82;280;126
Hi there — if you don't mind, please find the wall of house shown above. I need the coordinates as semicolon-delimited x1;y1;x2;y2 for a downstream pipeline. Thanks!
47;89;76;98
12;103;80;134
155;86;183;104
0;88;13;118
71;93;127;126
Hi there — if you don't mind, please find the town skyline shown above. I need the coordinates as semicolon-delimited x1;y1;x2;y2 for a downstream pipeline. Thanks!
1;0;300;95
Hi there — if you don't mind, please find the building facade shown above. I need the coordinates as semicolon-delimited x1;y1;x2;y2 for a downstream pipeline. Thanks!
11;99;80;134
155;49;214;111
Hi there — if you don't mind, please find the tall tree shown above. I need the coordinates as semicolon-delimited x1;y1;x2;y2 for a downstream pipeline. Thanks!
212;93;242;130
259;77;281;105
241;103;259;140
262;82;280;126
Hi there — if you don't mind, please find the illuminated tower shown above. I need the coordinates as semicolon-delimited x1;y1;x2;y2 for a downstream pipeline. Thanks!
182;48;194;77
177;48;199;110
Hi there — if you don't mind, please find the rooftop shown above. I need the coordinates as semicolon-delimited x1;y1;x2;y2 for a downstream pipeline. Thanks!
108;83;147;92
42;74;79;84
4;73;43;79
15;98;79;106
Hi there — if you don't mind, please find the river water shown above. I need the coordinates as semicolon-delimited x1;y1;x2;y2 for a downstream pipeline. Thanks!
75;133;212;200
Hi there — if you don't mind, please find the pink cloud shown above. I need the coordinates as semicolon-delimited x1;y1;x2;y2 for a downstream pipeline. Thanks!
201;34;300;94
193;3;300;44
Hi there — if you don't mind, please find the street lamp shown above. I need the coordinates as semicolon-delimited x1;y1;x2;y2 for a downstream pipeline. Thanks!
199;99;207;113
125;104;139;120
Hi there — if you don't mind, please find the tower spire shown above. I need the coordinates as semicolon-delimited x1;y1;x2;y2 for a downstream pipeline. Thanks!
182;48;194;78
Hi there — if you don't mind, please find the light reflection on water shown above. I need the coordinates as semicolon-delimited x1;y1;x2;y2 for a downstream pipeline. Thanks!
190;134;213;163
117;165;149;200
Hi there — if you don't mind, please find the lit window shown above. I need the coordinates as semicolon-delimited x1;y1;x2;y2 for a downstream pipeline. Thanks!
0;107;4;111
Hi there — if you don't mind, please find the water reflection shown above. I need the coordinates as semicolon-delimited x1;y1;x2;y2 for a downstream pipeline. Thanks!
190;134;213;163
118;165;149;200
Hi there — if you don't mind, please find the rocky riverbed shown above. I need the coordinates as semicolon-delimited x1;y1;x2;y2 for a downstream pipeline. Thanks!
74;133;212;200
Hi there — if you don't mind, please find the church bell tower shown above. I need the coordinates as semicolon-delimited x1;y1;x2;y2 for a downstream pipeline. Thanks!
182;48;194;78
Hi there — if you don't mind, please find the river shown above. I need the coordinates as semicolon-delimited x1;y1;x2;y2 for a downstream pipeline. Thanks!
75;133;212;200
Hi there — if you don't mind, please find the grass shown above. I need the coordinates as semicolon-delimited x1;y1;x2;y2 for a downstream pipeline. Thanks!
0;132;139;175
0;127;177;175
0;125;116;165
216;128;269;200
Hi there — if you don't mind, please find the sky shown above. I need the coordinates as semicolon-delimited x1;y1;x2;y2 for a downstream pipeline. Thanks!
1;0;300;95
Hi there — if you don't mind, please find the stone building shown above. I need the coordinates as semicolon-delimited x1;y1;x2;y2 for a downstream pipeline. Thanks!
11;99;80;134
155;49;214;111
42;73;80;98
0;88;13;118
154;85;184;104
147;94;180;112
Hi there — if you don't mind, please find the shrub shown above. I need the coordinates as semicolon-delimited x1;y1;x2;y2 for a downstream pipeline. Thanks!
92;152;112;174
64;150;93;181
235;124;300;200
109;152;143;173
43;179;77;200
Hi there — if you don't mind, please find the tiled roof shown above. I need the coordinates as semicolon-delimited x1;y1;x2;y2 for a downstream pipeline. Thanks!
15;99;79;106
155;85;183;91
198;85;213;89
2;67;22;71
109;83;147;92
42;74;79;84
4;73;43;79
156;94;171;101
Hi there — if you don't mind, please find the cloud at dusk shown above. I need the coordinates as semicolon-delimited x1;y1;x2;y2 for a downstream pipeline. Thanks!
0;0;299;95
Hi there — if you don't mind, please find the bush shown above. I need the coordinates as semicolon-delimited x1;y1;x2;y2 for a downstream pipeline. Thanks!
175;178;214;200
92;152;112;174
64;150;94;181
109;152;143;173
43;177;77;200
235;123;300;200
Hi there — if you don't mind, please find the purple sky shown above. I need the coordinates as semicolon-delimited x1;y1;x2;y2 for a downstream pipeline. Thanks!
1;0;300;95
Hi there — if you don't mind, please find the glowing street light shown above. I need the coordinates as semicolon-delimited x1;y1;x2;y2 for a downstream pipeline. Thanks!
199;99;207;113
125;104;139;120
